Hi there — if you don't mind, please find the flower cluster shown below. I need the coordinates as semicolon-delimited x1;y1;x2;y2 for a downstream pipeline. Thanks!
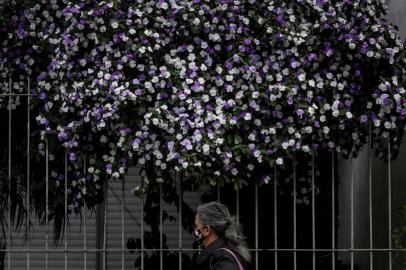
1;0;406;211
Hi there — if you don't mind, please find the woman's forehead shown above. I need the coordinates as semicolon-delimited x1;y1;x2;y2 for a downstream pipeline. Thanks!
194;213;201;224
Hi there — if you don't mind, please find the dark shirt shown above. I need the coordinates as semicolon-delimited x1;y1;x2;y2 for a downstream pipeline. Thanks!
190;239;247;270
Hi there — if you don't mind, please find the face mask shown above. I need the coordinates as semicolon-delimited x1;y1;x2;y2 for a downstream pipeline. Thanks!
193;228;205;246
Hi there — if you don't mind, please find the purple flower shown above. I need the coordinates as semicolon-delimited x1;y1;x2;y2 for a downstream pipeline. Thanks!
135;89;142;96
167;141;175;150
58;130;68;141
386;48;395;56
37;72;47;81
69;152;76;161
361;42;369;54
307;53;318;62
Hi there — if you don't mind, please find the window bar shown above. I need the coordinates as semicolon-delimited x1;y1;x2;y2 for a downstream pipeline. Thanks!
160;183;163;270
122;176;125;270
332;152;335;270
26;77;31;270
293;153;297;270
65;151;68;270
178;172;183;270
255;183;258;270
274;166;278;270
7;78;11;270
45;140;49;270
312;154;316;270
350;156;354;270
387;139;392;270
368;124;373;270
83;160;87;270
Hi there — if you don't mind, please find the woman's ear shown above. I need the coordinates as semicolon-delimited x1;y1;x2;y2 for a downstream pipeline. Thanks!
202;225;211;236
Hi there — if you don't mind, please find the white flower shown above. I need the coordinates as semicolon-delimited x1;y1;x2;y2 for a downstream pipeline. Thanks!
298;73;306;81
202;144;210;153
193;18;200;25
161;2;168;9
276;158;283;165
111;21;119;29
156;177;164;183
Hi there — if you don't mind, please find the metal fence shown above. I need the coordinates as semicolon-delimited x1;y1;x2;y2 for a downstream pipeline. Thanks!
1;78;406;270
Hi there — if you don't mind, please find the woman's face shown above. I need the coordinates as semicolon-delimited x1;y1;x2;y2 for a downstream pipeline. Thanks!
194;213;208;246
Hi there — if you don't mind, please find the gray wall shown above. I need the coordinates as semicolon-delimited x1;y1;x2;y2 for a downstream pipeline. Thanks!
388;0;406;39
337;3;406;269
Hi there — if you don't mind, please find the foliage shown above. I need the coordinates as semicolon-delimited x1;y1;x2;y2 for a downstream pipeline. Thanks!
126;171;195;270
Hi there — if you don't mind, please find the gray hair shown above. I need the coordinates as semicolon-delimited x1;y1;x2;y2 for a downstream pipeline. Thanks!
196;201;251;263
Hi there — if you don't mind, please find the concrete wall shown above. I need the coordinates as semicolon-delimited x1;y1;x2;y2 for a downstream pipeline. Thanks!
337;3;406;269
388;0;406;39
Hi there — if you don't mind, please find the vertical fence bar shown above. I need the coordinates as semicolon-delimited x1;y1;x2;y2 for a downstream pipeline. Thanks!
387;139;392;270
7;78;12;270
217;183;221;203
103;181;108;270
178;173;182;270
122;177;125;270
312;154;316;270
255;183;258;270
293;153;297;270
83;160;87;270
141;180;145;270
350;156;354;270
26;78;31;270
236;188;240;223
368;125;373;270
160;183;163;270
274;166;278;270
332;152;335;270
45;140;49;270
65;152;68;270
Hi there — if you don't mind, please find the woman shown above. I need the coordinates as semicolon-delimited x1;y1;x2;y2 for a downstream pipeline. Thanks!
191;201;251;270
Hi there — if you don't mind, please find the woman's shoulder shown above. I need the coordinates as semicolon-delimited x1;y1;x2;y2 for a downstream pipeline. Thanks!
211;246;245;270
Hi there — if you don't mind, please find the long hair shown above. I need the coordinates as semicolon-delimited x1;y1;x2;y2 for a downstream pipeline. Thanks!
196;201;251;263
